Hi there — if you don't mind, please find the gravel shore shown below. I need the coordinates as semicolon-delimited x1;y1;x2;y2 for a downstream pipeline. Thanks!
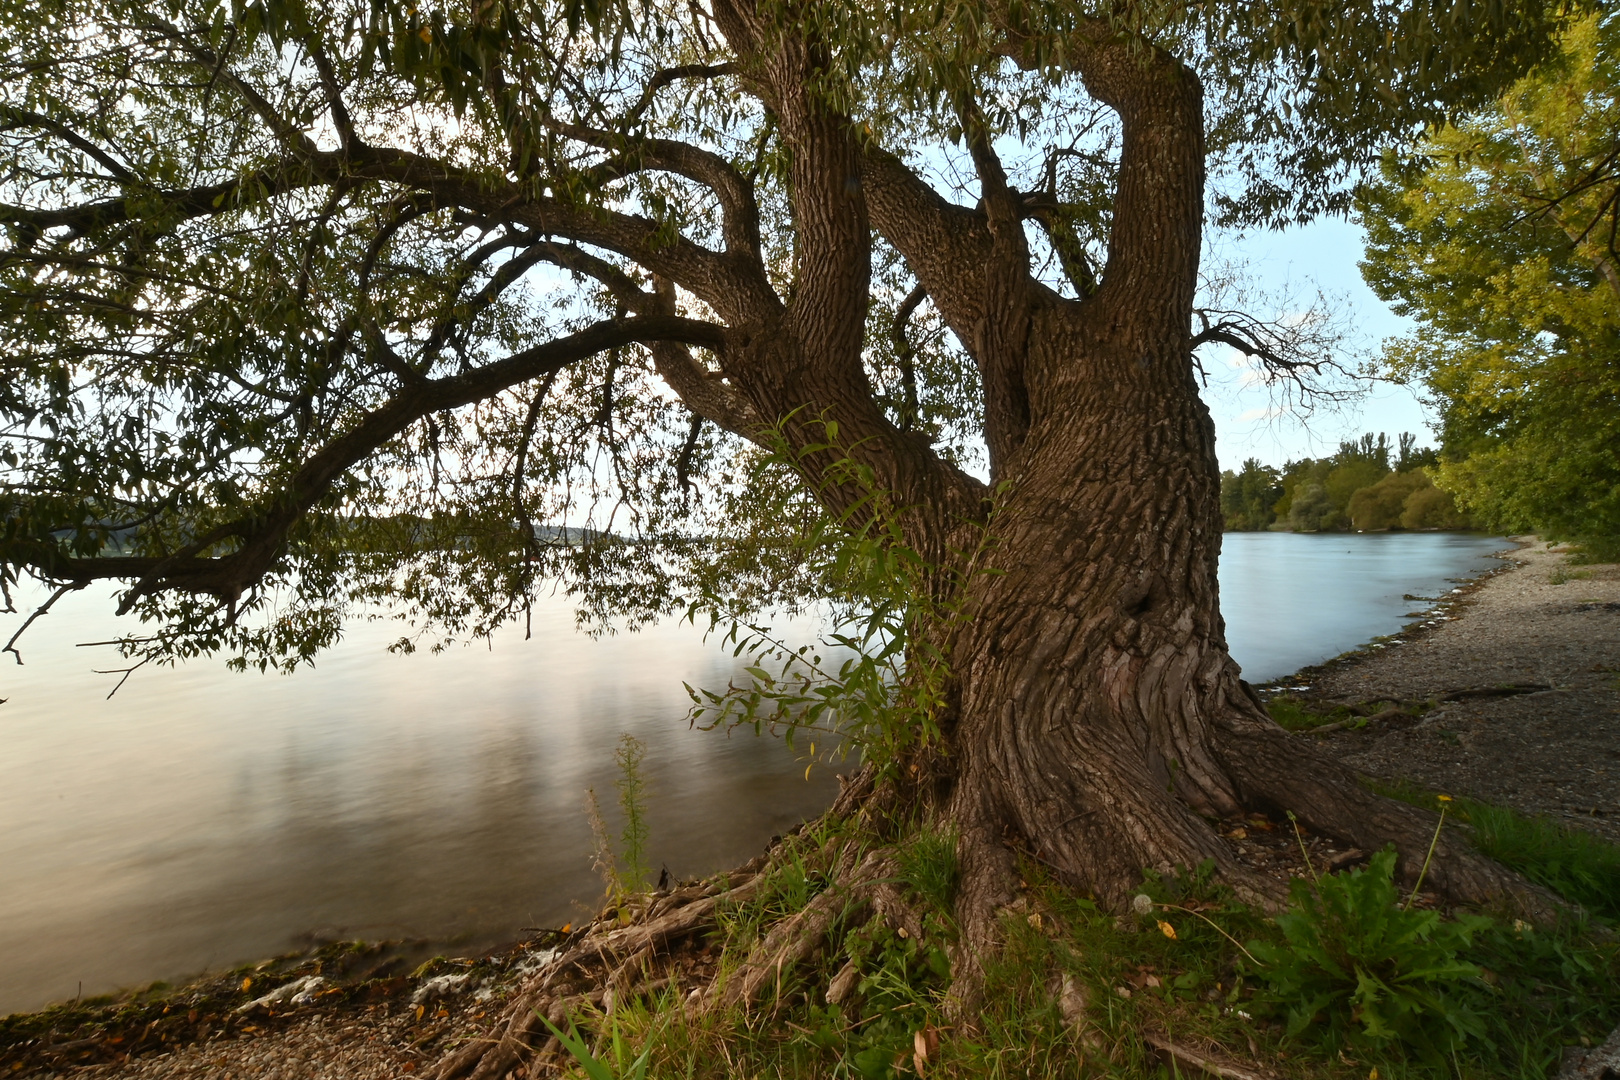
10;537;1618;1079
1302;538;1620;845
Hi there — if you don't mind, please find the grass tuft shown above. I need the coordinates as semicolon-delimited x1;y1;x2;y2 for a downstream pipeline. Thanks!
897;828;958;915
1370;780;1620;922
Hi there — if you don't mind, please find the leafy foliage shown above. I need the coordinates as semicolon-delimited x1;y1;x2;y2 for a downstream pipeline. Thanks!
683;423;1000;774
1247;849;1492;1055
1219;458;1282;531
896;828;958;916
1222;432;1458;532
0;0;1576;669
1360;11;1620;558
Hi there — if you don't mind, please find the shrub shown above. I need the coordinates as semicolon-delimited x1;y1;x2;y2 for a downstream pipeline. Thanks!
1349;470;1428;530
1246;848;1492;1055
1325;458;1388;513
1289;482;1341;532
1400;481;1471;529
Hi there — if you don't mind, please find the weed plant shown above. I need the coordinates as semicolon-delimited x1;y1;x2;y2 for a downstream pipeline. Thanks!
1371;780;1620;922
584;734;655;909
615;734;651;893
543;830;1618;1080
1246;849;1492;1056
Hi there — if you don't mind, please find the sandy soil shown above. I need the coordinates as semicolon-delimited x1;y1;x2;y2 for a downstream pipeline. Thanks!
1299;538;1620;845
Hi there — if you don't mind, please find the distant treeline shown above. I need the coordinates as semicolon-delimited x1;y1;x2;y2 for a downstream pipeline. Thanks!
1220;433;1471;533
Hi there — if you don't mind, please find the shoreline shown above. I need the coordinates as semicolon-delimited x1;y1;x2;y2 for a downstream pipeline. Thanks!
1252;533;1530;697
1273;537;1620;843
0;531;1499;1027
6;537;1618;1077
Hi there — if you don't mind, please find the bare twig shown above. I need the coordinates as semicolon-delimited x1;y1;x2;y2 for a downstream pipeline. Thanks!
4;582;87;665
93;655;153;699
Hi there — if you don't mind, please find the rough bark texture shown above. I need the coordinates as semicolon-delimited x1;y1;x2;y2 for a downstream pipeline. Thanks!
428;11;1566;1078
24;7;1558;1070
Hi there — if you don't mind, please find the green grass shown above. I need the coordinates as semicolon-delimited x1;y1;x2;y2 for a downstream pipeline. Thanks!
1265;695;1354;732
549;834;1618;1080
1371;781;1620;922
1467;802;1620;921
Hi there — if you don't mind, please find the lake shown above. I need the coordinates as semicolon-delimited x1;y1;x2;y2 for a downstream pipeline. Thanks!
0;531;1508;1015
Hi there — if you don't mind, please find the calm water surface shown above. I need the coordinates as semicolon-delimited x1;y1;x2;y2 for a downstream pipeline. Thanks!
0;531;1507;1014
1219;531;1508;681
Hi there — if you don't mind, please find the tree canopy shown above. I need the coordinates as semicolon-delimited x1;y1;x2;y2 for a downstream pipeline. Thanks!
1360;10;1620;556
3;0;1585;1065
0;0;1573;669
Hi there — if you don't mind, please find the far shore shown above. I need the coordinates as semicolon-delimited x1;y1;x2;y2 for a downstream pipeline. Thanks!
5;536;1617;1077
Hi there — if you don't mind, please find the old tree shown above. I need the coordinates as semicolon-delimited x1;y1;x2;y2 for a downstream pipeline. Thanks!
0;0;1576;1066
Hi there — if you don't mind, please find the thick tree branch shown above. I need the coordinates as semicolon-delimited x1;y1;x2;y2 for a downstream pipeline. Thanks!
709;0;869;380
997;14;1204;346
1020;191;1100;298
5;138;774;327
860;148;996;336
23;315;728;606
0;160;343;238
0;106;136;182
890;282;927;431
517;241;761;435
544;118;763;257
306;38;359;152
702;0;989;538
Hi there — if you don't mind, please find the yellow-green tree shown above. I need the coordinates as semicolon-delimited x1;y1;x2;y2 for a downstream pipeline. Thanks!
1361;12;1620;555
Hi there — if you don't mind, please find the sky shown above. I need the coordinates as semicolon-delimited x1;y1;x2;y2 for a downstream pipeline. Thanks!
1199;216;1430;473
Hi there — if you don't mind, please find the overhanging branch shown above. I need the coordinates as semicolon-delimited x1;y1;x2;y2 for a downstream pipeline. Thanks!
20;315;728;608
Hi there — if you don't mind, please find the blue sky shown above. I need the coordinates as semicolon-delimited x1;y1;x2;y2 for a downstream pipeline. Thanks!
1200;216;1431;472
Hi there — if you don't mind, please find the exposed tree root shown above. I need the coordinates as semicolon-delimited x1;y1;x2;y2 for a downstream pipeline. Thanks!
1216;718;1563;919
431;868;767;1080
432;728;1565;1079
1142;1031;1278;1080
430;826;885;1079
714;848;894;1011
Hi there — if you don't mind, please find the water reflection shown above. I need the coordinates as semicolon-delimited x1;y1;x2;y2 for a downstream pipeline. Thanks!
0;597;842;1015
0;531;1508;1014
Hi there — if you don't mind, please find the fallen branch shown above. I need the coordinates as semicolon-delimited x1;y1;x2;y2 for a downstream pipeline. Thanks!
1143;1031;1277;1080
1559;1022;1620;1080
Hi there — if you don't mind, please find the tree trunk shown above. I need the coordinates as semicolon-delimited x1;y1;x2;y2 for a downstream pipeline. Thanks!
945;305;1245;905
930;302;1549;1002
